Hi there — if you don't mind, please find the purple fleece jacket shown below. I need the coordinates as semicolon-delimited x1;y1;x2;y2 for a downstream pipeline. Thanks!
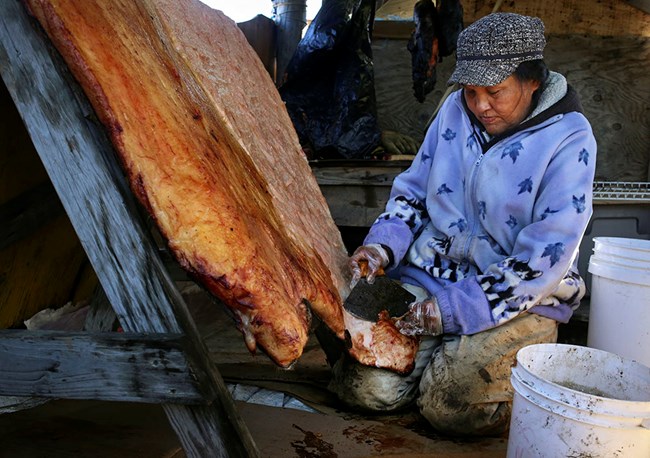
364;73;597;335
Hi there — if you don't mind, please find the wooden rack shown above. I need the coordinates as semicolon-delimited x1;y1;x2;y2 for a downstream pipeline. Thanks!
0;1;258;456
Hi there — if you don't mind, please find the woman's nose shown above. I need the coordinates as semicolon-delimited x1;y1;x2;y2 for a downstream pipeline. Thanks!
475;94;491;112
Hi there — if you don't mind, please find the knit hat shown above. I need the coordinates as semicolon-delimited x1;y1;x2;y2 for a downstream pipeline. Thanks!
448;12;546;86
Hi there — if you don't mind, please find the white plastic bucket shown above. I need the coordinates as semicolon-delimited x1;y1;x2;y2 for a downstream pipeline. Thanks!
507;344;650;458
588;237;650;366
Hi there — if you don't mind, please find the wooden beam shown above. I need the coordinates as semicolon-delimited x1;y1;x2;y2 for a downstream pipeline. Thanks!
83;285;118;332
0;330;206;403
0;2;258;456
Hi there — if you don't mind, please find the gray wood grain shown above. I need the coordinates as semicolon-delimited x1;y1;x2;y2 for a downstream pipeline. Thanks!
84;286;118;332
0;329;204;403
0;1;258;456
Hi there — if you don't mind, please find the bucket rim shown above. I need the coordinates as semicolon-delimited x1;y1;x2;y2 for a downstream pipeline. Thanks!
590;251;650;265
514;344;650;415
593;236;650;253
588;257;650;286
511;368;650;429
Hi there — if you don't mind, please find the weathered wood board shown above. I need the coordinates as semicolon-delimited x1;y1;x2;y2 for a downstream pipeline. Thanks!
311;160;411;227
0;330;206;403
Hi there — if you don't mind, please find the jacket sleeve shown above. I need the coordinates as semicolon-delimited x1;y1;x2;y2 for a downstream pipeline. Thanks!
435;121;597;335
363;116;442;268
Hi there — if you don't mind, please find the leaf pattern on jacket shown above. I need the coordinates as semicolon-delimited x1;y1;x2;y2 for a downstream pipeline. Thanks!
501;141;523;163
437;183;453;195
542;242;565;267
421;149;432;164
448;218;467;232
572;194;586;213
466;133;478;150
540;207;559;220
442;128;456;142
518;177;533;194
578;148;589;165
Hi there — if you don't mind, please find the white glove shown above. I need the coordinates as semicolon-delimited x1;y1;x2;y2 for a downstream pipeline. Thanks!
395;298;443;336
348;244;390;288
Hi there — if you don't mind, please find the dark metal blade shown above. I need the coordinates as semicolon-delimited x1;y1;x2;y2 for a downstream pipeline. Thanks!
343;276;416;322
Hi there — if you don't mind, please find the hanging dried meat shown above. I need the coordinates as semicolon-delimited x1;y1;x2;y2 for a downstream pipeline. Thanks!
23;0;351;368
408;0;464;102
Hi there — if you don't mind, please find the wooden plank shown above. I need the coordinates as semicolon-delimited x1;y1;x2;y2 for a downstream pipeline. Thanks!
83;286;118;332
319;186;388;227
0;330;206;403
0;2;259;456
372;36;447;145
311;160;411;186
311;160;411;226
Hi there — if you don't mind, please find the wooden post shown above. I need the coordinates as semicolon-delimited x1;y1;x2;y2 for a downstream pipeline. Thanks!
0;1;259;456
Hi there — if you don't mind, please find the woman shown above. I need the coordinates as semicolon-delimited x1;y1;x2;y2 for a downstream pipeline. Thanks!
332;12;597;436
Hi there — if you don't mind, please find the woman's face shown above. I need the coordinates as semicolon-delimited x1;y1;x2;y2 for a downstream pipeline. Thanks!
463;75;541;136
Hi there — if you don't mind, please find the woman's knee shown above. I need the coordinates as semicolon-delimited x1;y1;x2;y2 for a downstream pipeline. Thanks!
327;337;439;412
418;394;511;436
327;354;419;411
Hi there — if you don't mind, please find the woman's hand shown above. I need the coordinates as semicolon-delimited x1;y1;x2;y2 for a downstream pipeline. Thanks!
395;298;443;336
348;244;390;288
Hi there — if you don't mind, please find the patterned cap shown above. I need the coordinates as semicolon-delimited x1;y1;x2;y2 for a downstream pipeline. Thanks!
448;13;546;86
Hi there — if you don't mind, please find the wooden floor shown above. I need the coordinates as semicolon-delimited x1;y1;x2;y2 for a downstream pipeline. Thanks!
0;281;592;457
0;398;512;458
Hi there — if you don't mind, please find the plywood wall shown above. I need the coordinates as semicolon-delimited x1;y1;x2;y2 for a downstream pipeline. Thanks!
376;0;650;37
371;0;650;181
